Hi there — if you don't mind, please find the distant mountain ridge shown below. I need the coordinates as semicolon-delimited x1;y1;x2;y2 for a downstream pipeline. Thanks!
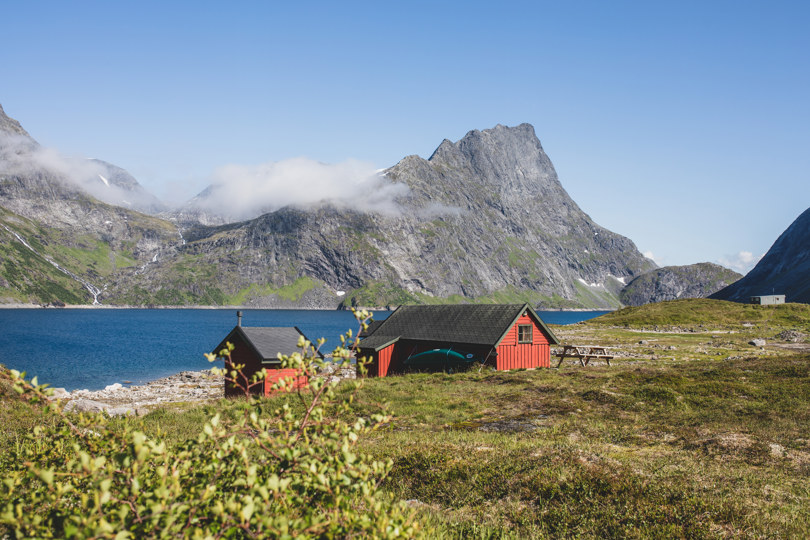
107;123;656;308
2;103;743;308
620;263;742;306
0;104;181;305
89;159;168;215
0;105;168;219
711;207;810;304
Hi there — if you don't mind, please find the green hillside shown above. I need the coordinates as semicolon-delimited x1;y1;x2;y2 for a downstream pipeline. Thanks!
0;210;91;304
587;298;810;331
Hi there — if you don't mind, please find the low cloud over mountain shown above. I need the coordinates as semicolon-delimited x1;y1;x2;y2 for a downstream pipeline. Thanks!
0;123;164;214
180;157;410;224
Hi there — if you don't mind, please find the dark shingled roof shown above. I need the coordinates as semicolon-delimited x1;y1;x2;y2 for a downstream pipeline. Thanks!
359;319;385;338
213;326;324;363
359;303;559;351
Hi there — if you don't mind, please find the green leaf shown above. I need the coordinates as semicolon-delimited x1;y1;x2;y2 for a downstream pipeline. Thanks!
37;468;54;486
240;499;255;522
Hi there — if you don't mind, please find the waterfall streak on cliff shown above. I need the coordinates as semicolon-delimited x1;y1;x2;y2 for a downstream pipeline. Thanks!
1;224;102;304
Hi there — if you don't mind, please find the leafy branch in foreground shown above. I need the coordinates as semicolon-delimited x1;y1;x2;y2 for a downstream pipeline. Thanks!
1;308;419;538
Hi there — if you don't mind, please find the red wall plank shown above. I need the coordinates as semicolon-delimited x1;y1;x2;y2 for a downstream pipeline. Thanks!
377;345;394;377
360;344;395;377
496;342;550;370
264;368;308;394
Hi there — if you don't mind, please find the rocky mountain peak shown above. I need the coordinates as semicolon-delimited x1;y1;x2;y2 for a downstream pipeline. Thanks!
429;138;456;157
372;123;657;307
435;123;563;207
0;104;32;138
456;123;546;166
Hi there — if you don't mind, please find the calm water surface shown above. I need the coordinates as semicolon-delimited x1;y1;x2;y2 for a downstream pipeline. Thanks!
0;308;608;391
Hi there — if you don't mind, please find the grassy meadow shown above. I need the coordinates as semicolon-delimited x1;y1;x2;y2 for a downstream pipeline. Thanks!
2;299;809;538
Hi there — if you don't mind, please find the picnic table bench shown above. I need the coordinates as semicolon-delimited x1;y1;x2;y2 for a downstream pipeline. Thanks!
554;345;613;367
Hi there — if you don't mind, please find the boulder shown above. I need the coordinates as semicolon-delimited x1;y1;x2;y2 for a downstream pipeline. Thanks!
105;406;136;417
776;330;806;343
64;399;109;413
48;388;70;400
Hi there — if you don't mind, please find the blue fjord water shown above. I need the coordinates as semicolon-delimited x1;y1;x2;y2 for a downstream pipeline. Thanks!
0;308;608;391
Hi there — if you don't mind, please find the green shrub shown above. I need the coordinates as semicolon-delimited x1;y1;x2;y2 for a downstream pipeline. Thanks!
0;309;419;538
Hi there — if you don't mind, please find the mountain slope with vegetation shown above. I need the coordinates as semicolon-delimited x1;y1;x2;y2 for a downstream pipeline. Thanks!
619;262;741;306
8;104;753;308
0;105;182;304
120;124;656;308
588;297;810;329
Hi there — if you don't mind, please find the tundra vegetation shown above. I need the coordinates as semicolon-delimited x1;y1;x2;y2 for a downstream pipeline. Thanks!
1;299;809;538
0;310;417;538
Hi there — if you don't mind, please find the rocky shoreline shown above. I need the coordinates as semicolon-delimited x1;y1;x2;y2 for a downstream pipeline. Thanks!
52;362;358;416
55;370;223;416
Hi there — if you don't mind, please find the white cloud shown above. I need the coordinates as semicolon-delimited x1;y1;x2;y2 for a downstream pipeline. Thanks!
192;157;410;219
643;250;662;265
0;133;157;210
717;251;762;275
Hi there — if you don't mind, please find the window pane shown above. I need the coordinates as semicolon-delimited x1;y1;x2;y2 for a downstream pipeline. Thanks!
518;324;532;343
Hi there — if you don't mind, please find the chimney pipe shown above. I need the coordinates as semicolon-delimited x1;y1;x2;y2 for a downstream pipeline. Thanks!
237;310;243;327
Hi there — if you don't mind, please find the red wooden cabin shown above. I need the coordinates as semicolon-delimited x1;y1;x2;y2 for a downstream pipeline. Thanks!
211;313;322;396
357;303;559;377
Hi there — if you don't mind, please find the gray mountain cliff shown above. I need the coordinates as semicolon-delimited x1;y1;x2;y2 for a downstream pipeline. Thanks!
0;104;180;304
711;207;810;304
112;123;657;308
620;263;742;306
0;104;31;138
5;106;733;308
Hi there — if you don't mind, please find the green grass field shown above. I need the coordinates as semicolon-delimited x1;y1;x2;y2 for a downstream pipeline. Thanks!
2;299;809;538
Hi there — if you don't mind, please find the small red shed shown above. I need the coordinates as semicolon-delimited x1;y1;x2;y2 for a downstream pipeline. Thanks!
211;314;323;396
357;303;560;377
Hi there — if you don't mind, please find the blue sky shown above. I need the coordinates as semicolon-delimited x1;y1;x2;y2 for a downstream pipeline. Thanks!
2;1;808;274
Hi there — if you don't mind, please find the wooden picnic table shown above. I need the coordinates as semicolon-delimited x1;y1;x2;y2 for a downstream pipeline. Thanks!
554;345;613;367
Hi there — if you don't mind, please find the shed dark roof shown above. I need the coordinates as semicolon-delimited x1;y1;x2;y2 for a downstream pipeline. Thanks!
213;326;324;363
359;319;384;338
359;303;559;351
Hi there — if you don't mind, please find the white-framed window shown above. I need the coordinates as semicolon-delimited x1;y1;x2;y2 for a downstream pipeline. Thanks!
518;324;532;344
